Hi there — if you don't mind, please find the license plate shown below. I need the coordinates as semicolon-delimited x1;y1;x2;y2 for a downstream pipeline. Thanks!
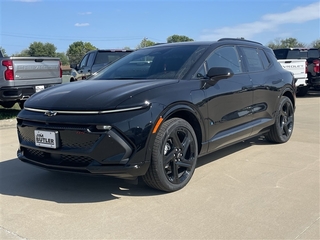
34;130;59;149
35;85;45;92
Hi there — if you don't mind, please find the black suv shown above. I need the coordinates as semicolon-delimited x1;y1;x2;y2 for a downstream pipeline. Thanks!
17;39;295;192
274;48;320;90
69;49;134;81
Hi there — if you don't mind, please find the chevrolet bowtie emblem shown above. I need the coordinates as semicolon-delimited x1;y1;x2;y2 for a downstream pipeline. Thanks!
44;110;57;117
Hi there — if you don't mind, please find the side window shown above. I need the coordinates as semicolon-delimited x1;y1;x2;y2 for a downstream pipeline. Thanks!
206;46;242;74
258;49;271;69
241;47;264;72
87;53;95;67
79;54;89;68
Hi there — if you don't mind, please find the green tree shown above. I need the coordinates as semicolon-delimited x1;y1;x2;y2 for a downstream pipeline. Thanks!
311;39;320;49
136;38;156;49
56;52;69;66
0;46;8;57
66;41;96;64
12;49;30;57
167;35;194;43
28;42;57;57
267;38;306;49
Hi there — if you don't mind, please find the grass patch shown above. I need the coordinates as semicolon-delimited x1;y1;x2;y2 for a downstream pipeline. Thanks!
0;103;21;120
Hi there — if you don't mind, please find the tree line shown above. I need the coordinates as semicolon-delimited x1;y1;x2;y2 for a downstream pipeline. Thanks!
1;36;319;66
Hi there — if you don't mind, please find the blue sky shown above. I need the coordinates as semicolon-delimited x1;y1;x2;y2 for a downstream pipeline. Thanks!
0;0;319;56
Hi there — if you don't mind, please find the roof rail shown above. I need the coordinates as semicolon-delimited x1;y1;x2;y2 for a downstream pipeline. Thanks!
218;38;262;45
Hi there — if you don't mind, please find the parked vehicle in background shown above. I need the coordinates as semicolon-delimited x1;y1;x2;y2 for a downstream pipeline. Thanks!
274;48;320;96
0;50;62;109
276;59;308;96
17;39;295;192
69;49;134;81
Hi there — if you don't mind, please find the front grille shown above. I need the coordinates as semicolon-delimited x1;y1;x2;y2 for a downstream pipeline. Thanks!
23;148;93;167
61;155;93;167
18;125;101;150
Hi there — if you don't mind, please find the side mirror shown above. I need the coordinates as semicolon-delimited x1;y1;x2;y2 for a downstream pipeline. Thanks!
207;67;234;81
70;63;78;70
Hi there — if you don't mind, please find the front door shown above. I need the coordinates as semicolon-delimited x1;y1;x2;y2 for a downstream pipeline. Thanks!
202;45;254;152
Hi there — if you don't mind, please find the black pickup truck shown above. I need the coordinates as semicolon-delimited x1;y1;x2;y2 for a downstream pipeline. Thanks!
69;49;134;82
274;48;320;92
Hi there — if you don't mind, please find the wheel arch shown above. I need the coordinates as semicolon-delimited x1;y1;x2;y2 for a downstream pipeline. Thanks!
282;88;295;109
159;103;205;154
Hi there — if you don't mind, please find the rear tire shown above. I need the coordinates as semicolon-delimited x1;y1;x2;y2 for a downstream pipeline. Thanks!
296;86;309;97
142;118;198;192
266;96;294;143
0;102;15;108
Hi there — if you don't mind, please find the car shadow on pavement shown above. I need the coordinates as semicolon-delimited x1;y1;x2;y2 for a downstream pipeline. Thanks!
0;158;163;203
0;136;269;203
196;135;268;168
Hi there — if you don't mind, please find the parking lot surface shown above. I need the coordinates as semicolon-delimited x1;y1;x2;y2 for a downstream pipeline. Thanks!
0;92;319;239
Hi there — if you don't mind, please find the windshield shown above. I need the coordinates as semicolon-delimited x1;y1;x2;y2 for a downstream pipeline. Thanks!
91;44;207;80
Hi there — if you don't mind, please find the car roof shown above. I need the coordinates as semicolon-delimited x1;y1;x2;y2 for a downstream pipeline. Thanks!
144;38;264;49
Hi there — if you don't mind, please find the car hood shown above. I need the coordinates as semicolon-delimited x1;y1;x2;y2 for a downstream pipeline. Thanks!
25;79;179;110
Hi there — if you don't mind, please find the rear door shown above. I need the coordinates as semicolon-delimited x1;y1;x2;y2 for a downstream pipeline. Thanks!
240;47;282;136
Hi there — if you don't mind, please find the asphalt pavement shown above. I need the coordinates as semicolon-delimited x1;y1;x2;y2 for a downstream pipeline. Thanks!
0;91;319;239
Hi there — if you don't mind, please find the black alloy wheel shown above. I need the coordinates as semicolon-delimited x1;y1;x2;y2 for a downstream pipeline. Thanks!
143;118;198;192
266;96;294;143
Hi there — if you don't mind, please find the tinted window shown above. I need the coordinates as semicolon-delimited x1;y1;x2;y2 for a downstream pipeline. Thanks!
87;52;95;67
79;54;89;68
206;46;242;74
287;49;308;59
273;49;319;59
273;49;288;59
258;49;271;69
308;49;320;58
241;47;264;72
95;52;129;65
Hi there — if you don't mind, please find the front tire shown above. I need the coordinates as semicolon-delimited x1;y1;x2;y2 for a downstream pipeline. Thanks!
143;118;198;192
266;96;294;143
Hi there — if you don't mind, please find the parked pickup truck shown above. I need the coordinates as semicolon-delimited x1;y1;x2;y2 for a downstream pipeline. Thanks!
276;59;308;96
69;49;133;81
274;48;320;96
0;51;62;109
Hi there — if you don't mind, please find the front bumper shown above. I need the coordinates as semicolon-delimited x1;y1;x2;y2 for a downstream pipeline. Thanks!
17;119;149;178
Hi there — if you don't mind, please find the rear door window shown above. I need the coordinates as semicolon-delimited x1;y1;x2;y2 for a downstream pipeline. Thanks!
241;47;264;72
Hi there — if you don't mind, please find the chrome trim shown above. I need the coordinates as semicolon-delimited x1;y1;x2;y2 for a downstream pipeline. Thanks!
24;101;151;115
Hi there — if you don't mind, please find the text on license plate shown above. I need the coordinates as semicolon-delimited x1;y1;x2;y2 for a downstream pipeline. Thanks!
34;130;59;149
35;85;45;92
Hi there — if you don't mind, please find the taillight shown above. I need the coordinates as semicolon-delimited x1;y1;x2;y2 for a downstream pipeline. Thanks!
313;59;320;73
305;60;307;73
59;61;62;78
2;60;14;80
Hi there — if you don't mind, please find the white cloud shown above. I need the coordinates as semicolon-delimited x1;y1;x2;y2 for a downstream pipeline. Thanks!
75;23;90;27
199;2;320;41
78;12;92;15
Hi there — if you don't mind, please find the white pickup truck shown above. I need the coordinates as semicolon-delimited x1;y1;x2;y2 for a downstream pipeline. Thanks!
0;50;62;108
274;50;308;96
